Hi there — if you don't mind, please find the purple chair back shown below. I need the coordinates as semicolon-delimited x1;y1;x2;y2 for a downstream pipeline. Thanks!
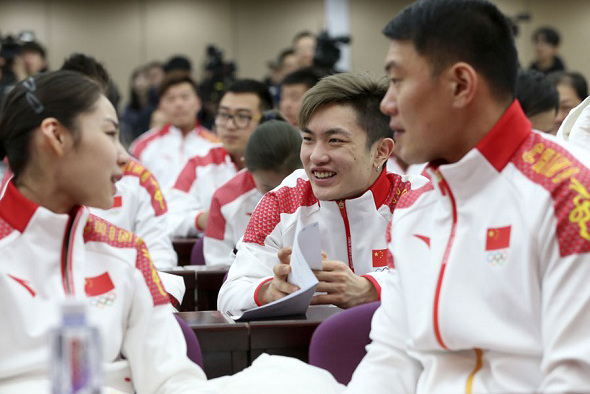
174;314;204;371
308;301;380;385
190;237;206;265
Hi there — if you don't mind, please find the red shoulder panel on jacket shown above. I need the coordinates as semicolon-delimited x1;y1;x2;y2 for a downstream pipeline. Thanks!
83;215;169;306
0;217;14;240
511;133;590;257
395;180;434;209
243;177;316;245
215;170;257;207
172;146;229;192
383;173;416;213
197;126;220;143
206;171;257;241
129;124;171;159
122;159;168;216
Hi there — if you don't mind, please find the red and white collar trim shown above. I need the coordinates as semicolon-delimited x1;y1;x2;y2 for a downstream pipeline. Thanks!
0;181;38;232
368;169;392;208
326;169;391;209
0;180;86;233
476;100;531;172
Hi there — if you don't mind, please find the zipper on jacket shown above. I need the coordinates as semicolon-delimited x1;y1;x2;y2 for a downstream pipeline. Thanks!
61;209;83;296
465;348;483;394
337;200;354;272
433;170;458;350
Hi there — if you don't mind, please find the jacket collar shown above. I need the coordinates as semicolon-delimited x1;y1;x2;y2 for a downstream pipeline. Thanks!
324;168;391;209
0;181;39;232
368;169;391;208
167;122;202;137
0;180;86;233
475;100;531;172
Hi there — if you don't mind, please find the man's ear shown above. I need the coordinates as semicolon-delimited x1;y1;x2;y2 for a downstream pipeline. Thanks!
39;117;69;156
446;62;478;108
374;138;394;168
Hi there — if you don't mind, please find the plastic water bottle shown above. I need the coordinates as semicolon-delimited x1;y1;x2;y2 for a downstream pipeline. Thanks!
51;299;102;394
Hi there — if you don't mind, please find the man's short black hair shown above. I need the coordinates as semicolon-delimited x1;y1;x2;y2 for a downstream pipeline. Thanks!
164;55;192;73
21;41;46;59
226;79;273;111
292;31;315;45
382;0;518;102
281;67;324;90
515;69;559;118
532;26;561;47
158;72;199;99
60;53;120;109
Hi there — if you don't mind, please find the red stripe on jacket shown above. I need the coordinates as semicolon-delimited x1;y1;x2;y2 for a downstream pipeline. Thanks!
172;147;231;193
122;159;168;216
206;170;257;241
84;215;170;306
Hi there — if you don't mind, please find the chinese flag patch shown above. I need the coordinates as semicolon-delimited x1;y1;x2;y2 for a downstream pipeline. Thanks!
85;272;115;297
485;226;511;251
372;249;388;267
111;196;122;209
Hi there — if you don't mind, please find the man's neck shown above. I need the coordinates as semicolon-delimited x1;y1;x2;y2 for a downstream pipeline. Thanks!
537;56;555;71
177;123;195;136
444;98;512;164
229;152;245;171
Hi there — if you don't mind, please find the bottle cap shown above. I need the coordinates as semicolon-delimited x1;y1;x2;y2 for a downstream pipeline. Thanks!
61;298;87;324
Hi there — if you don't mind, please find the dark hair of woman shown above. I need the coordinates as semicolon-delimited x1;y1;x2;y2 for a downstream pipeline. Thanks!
0;70;101;179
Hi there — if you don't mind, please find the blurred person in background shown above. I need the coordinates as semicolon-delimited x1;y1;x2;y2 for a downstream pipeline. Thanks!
293;31;317;69
515;69;559;133
279;67;323;126
529;26;566;75
266;48;298;105
121;65;151;143
129;72;219;189
167;79;273;237
204;117;302;267
547;71;588;134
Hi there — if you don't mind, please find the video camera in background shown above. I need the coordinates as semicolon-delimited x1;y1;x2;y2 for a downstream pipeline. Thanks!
313;31;351;74
0;31;37;81
199;45;236;129
200;45;236;105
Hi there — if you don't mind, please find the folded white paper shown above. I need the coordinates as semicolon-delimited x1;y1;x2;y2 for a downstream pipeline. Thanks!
228;221;321;321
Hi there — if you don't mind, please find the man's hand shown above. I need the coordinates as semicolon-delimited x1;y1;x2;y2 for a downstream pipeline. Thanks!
196;210;209;231
312;258;378;309
258;247;300;305
11;55;27;81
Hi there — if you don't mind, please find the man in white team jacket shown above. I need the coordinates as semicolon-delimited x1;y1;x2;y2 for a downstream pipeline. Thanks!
346;0;590;392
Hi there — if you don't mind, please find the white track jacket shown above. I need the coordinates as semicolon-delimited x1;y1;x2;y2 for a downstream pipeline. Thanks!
167;147;240;237
90;159;176;269
204;169;263;267
217;168;428;312
129;123;219;189
347;101;590;393
0;182;211;393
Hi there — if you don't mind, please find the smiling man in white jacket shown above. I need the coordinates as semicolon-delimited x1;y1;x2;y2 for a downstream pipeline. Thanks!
218;73;428;312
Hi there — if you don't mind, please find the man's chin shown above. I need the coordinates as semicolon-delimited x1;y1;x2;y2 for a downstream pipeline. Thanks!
310;184;338;201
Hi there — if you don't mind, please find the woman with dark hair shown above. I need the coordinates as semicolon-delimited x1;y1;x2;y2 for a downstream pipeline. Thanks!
548;71;589;134
515;69;559;133
121;66;151;142
0;71;210;393
203;118;303;267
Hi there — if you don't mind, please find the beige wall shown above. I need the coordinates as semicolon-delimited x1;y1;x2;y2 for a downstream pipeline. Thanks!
1;0;589;107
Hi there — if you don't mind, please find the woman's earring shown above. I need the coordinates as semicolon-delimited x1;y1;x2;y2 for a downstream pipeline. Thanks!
375;165;381;172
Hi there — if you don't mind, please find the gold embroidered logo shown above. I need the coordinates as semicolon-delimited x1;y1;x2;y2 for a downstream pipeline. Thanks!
569;177;590;241
140;243;168;297
522;143;580;183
